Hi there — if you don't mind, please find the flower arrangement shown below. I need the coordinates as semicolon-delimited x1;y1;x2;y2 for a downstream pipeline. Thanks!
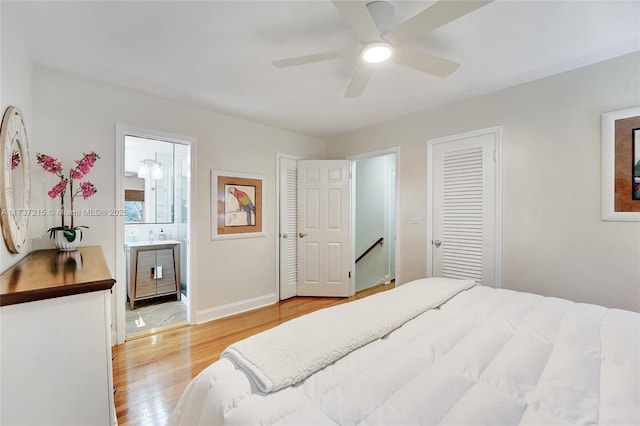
36;151;100;243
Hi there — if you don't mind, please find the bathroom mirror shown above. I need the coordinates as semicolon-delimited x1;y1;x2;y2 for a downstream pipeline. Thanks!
124;136;174;224
0;106;31;253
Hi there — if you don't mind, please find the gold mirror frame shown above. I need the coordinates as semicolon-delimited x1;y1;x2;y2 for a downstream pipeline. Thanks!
0;106;31;253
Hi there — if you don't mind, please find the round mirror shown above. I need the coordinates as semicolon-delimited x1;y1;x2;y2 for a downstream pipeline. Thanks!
0;106;31;253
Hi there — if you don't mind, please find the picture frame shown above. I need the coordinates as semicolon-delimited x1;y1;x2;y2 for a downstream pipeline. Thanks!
211;169;265;239
601;106;640;221
634;127;640;201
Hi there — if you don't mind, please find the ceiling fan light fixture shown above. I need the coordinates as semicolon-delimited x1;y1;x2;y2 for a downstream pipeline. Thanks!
362;42;392;63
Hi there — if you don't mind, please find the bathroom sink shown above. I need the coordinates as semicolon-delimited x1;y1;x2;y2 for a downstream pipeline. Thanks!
126;239;180;247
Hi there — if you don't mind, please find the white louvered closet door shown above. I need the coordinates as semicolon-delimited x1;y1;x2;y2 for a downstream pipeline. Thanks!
279;157;298;300
432;133;497;286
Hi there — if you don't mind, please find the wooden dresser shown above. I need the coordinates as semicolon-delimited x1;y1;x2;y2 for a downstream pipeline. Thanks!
0;246;116;426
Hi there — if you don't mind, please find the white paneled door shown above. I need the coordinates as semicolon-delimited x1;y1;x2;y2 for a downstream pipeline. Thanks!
428;128;502;287
297;160;352;297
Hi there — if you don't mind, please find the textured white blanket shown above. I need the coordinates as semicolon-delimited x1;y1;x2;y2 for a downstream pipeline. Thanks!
221;277;475;392
172;283;640;426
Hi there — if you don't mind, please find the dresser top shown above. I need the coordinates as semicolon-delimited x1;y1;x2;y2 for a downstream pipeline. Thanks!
0;246;115;307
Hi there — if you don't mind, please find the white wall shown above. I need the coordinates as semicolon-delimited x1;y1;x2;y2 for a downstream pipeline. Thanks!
28;67;325;322
328;52;640;312
0;5;33;271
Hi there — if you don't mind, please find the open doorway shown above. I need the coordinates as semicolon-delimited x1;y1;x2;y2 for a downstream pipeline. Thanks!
115;125;195;343
123;136;189;338
352;150;397;291
276;148;398;299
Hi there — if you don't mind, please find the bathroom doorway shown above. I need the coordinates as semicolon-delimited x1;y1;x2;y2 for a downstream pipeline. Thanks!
114;125;195;343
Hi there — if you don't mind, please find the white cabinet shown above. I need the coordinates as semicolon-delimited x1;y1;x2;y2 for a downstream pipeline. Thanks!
0;247;116;426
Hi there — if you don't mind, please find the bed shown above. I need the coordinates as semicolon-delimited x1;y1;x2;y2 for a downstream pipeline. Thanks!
169;277;639;425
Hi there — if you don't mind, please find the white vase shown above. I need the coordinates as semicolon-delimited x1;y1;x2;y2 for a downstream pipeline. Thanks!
53;229;82;251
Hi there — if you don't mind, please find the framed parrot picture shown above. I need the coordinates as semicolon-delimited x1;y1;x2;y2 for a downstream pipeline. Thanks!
211;169;265;239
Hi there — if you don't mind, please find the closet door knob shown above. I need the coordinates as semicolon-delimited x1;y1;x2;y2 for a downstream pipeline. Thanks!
433;240;442;248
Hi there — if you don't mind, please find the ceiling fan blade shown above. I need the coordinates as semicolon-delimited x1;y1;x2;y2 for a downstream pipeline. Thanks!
385;0;493;45
332;0;381;44
392;46;459;77
344;62;374;98
273;48;360;68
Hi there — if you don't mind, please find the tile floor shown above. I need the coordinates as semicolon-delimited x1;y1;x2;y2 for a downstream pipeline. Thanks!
125;295;187;337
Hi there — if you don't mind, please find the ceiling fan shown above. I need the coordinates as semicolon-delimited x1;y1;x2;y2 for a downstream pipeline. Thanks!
272;0;493;98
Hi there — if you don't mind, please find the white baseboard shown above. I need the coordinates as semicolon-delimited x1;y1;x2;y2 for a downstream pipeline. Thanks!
195;293;278;325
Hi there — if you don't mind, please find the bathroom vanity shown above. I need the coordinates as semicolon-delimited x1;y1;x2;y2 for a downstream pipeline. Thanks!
126;240;180;309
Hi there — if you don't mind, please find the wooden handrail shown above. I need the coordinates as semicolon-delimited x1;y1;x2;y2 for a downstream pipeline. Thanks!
356;237;383;263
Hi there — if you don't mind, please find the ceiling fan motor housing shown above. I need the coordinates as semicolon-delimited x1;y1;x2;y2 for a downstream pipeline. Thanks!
366;1;395;36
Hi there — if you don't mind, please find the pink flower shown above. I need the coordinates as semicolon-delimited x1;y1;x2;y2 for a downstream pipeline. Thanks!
72;152;100;179
37;150;100;229
36;153;63;174
79;181;97;199
47;179;68;199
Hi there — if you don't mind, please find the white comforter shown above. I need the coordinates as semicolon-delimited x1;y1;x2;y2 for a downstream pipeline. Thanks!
170;279;640;425
221;277;475;393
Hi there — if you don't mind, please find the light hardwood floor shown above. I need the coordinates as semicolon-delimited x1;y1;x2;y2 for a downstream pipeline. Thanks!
113;283;395;426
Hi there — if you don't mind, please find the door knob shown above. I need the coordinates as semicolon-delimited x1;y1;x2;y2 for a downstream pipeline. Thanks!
433;240;442;248
282;233;288;239
299;233;308;238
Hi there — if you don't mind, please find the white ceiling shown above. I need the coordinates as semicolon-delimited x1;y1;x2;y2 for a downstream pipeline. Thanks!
4;1;639;138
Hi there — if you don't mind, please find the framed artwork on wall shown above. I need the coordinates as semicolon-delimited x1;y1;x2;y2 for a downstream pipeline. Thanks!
211;169;265;239
634;127;640;200
601;106;640;221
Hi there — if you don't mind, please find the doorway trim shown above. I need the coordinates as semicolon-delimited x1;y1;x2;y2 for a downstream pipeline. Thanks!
347;147;400;286
114;124;197;344
426;126;503;287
